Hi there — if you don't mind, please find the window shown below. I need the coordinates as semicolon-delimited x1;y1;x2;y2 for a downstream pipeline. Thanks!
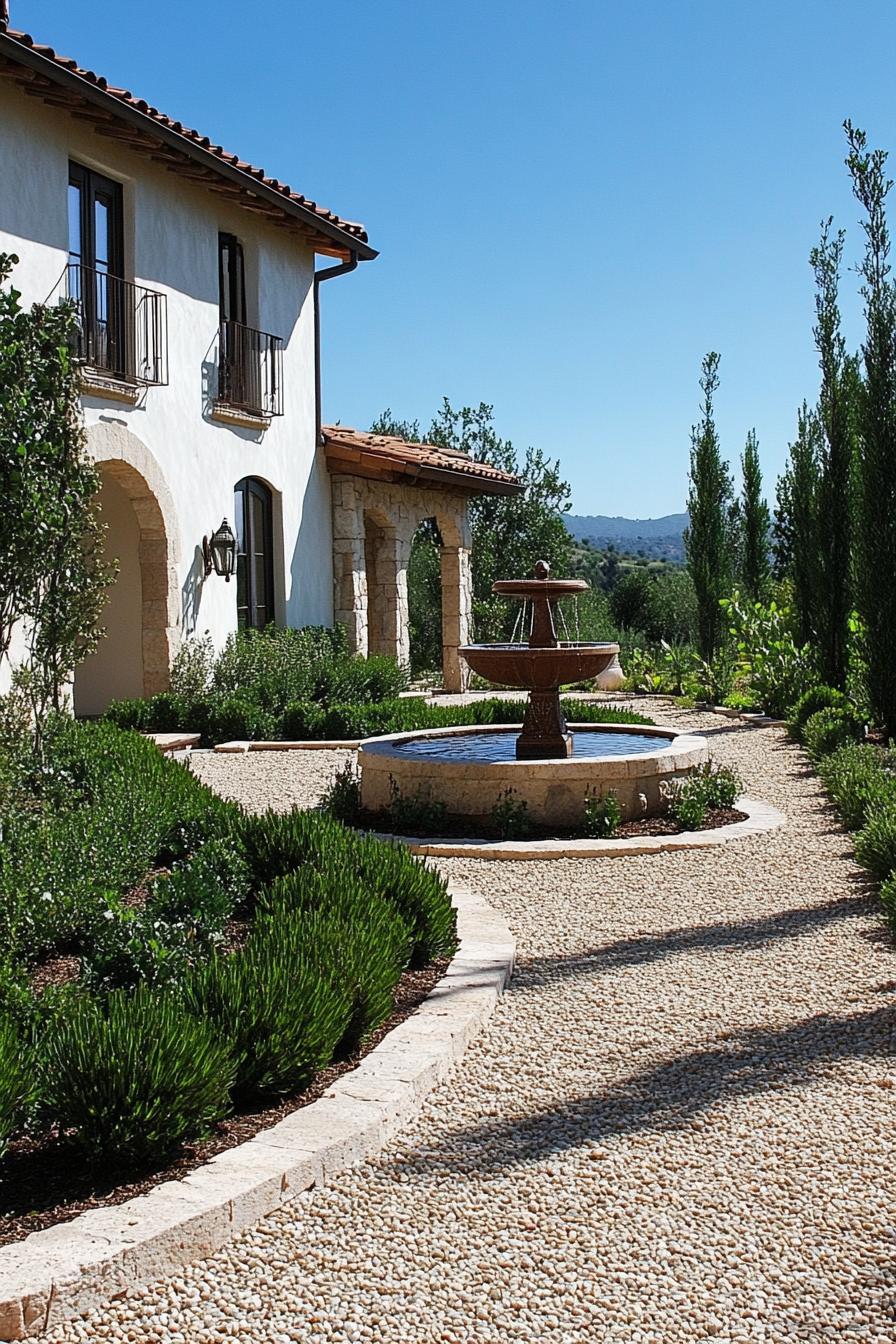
234;477;274;630
68;162;126;375
218;233;247;325
215;233;284;417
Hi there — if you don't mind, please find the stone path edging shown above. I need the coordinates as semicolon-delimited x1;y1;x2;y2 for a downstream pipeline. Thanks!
376;796;784;861
0;886;515;1341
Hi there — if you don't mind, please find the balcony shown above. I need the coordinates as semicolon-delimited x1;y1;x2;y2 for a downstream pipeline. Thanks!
65;263;168;387
216;319;284;421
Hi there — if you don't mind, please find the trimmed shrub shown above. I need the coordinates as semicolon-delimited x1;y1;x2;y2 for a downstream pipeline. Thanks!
817;743;896;832
280;701;327;740
803;706;865;762
205;696;277;744
855;802;896;882
260;869;411;1053
40;986;234;1163
188;912;352;1099
240;810;457;965
787;685;851;743
0;1015;31;1159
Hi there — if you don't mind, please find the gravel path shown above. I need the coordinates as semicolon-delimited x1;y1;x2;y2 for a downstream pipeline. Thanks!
61;704;896;1343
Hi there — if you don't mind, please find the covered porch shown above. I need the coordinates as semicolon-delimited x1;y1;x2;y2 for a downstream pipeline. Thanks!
323;426;522;691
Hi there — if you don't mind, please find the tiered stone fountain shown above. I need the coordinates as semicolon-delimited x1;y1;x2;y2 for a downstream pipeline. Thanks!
358;562;707;829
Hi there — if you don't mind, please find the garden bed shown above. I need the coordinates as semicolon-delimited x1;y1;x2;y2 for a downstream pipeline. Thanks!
0;957;448;1248
352;804;749;842
0;715;458;1252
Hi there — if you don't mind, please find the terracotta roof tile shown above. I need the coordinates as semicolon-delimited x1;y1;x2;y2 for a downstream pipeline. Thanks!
322;426;523;496
0;26;370;250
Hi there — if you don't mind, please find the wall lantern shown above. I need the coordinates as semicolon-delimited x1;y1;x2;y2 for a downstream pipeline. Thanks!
203;518;237;582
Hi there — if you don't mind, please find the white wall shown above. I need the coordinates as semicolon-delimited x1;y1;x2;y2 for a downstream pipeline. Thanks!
0;77;335;703
73;473;144;715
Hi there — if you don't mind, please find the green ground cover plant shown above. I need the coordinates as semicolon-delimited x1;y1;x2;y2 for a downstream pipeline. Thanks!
0;711;455;1169
670;762;744;832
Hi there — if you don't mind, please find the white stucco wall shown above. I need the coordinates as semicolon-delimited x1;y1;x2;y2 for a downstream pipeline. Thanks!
0;77;334;703
73;473;144;716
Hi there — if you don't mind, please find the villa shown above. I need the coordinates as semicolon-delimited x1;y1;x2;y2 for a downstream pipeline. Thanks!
0;12;520;712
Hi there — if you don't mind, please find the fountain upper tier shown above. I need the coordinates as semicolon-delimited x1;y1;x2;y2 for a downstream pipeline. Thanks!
459;559;620;759
460;642;619;691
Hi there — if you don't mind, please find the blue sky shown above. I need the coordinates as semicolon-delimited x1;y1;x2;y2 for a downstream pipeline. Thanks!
18;0;896;516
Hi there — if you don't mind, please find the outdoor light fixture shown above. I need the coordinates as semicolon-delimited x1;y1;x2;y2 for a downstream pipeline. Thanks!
203;518;237;582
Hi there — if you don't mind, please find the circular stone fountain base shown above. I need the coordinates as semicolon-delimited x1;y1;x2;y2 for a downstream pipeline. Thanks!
358;723;708;828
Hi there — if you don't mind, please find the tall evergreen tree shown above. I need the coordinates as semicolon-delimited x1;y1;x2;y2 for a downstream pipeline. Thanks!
739;429;770;600
774;403;822;647
845;122;896;734
811;217;856;689
684;352;736;659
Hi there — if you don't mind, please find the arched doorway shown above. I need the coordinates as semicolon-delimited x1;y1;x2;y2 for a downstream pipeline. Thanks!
407;517;443;676
74;429;179;715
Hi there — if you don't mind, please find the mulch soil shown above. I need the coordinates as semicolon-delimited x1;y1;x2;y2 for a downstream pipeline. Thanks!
0;958;449;1249
364;806;749;842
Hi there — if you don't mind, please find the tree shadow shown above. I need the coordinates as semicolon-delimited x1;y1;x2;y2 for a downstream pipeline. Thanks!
509;893;878;992
400;1003;896;1175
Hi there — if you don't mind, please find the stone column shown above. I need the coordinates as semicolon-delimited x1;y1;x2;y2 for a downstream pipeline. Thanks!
331;476;367;654
374;530;411;669
441;545;472;692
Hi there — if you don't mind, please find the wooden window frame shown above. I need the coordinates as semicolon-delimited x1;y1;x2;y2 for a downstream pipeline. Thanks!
234;476;275;631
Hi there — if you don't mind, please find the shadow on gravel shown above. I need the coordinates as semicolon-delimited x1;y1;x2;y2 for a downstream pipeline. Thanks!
695;722;772;738
508;894;878;991
403;1004;896;1174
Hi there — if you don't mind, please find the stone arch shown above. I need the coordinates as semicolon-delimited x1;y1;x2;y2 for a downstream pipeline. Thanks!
74;423;181;713
363;506;409;663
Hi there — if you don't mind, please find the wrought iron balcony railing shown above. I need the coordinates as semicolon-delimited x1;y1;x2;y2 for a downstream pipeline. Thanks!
217;319;284;418
65;263;168;386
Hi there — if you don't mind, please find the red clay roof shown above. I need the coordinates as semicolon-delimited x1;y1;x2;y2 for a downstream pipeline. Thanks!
0;25;374;259
322;426;523;497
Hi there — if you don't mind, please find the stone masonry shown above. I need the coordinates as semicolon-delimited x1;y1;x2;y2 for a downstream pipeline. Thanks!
331;474;473;691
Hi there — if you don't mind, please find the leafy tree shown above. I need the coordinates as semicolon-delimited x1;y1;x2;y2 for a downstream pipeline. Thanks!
684;353;737;659
845;122;896;734
774;403;822;647
427;400;571;639
810;217;858;689
0;253;114;739
609;568;654;632
372;400;572;651
739;429;770;600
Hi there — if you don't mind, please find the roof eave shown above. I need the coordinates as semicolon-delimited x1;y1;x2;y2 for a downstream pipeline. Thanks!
324;441;524;497
0;31;377;262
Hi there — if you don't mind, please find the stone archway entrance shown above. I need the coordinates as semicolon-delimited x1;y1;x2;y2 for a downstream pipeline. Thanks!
73;426;180;715
324;426;521;692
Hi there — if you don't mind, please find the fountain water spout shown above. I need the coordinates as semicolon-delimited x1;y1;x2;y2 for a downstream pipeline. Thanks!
460;560;620;760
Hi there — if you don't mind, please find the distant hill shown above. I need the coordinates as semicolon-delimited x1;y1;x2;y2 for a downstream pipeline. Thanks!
565;513;688;563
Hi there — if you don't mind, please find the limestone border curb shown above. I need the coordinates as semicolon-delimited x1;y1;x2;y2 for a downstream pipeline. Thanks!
376;796;785;861
0;886;514;1340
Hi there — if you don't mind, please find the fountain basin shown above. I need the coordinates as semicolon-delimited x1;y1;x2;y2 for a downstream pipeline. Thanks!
460;642;620;691
358;723;708;828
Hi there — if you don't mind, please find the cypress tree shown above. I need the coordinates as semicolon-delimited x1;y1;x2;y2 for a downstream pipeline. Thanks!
775;404;822;648
810;217;856;689
740;429;770;600
845;122;896;735
685;352;736;659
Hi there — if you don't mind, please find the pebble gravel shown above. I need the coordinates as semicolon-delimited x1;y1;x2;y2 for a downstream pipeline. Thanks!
59;703;896;1342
